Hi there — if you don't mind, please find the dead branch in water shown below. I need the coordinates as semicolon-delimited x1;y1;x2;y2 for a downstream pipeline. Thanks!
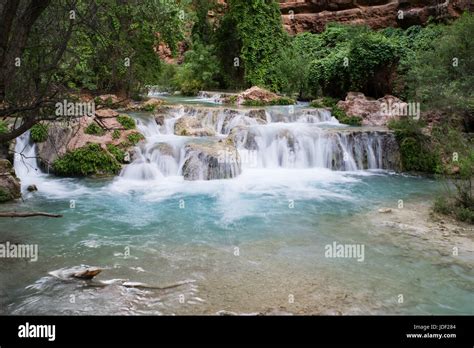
0;212;62;218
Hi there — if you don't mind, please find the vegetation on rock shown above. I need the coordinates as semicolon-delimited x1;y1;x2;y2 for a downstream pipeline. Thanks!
52;143;121;177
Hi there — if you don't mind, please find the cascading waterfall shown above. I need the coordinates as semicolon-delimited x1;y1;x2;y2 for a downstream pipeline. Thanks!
14;131;42;184
121;105;397;181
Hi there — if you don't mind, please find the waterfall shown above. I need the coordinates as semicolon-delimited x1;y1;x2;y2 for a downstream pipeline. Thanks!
14;131;42;184
120;105;398;181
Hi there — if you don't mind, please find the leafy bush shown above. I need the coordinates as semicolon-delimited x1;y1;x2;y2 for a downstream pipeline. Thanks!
173;42;220;96
84;122;105;136
107;144;126;163
53;143;121;177
117;115;136;130
402;13;474;124
388;118;440;172
30;124;49;143
242;100;266;107
269;97;296;106
112;130;121;140
0;121;8;134
127;132;145;145
331;106;362;126
141;104;156;112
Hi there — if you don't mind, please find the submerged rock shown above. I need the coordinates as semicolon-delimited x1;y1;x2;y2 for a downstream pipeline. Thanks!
182;142;241;180
0;159;21;203
27;185;38;192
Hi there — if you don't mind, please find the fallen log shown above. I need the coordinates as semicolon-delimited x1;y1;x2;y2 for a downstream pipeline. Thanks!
0;212;63;218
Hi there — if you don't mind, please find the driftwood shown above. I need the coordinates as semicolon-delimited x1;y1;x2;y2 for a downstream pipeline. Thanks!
0;212;63;218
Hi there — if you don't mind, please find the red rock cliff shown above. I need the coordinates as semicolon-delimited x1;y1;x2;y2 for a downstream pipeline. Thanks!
279;0;473;34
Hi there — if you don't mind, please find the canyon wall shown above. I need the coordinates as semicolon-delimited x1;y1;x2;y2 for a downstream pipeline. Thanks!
279;0;473;34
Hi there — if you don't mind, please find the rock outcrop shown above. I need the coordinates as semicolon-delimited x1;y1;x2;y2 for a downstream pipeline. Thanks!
174;116;216;137
337;92;412;126
237;86;281;105
182;141;241;180
36;115;141;172
279;0;472;34
0;159;21;203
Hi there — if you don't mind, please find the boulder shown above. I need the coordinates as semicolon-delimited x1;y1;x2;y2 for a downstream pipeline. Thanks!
143;98;165;109
182;142;241;180
337;92;409;126
237;86;280;105
174;116;216;137
0;159;21;203
97;94;120;105
36;116;142;173
27;185;38;192
95;108;119;118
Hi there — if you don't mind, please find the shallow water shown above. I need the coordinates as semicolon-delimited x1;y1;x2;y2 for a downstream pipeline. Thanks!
1;168;473;315
1;101;472;315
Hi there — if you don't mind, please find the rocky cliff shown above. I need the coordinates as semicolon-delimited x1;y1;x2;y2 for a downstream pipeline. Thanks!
279;0;472;34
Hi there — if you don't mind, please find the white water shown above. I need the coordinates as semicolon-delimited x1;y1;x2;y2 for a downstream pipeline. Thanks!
119;106;394;182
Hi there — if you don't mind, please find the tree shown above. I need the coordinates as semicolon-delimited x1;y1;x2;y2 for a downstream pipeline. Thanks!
216;0;288;90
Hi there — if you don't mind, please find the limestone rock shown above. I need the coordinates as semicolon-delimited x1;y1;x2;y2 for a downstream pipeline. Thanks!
237;86;280;105
182;142;241;180
0;159;21;203
95;108;119;118
337;92;409;126
174;116;216;137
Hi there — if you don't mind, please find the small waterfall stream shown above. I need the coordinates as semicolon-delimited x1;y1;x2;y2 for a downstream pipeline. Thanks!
121;105;397;181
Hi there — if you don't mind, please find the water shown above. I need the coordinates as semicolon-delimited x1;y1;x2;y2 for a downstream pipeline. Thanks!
0;103;472;315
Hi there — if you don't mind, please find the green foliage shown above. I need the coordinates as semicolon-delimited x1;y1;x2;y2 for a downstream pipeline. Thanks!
173;42;220;95
388;118;440;172
310;97;338;108
307;25;400;98
331;106;362;126
269;97;295;106
127;132;145;145
117;115;136;130
112;130;121;140
243;97;295;107
216;0;288;90
30;124;49;143
0;121;8;134
0;188;12;203
107;144;126;163
61;0;186;96
141;104;157;112
84;123;105;136
53;143;121;177
401;13;474;125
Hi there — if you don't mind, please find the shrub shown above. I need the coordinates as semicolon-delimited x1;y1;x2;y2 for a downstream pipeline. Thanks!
388;118;439;172
0;120;8;134
107;144;126;163
127;132;145;145
112;130;121;140
269;97;296;106
53;143;121;176
117;115;136;130
331;106;362;126
242;100;266;107
30;124;49;143
141;104;157;112
84;122;105;136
